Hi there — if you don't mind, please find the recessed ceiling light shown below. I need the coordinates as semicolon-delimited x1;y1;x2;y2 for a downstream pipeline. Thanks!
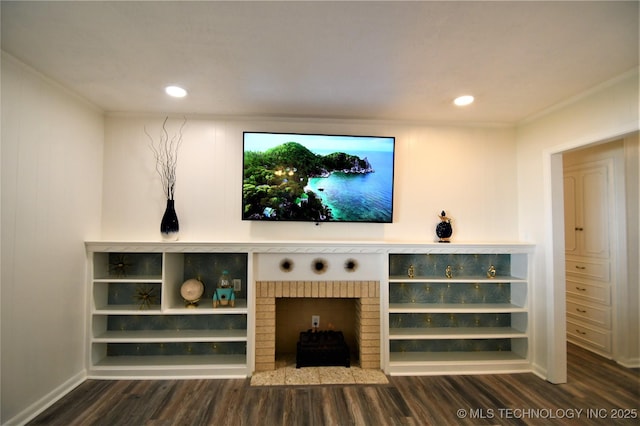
165;85;187;98
454;95;474;106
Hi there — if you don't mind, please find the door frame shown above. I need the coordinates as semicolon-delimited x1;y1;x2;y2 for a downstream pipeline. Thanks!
544;130;633;383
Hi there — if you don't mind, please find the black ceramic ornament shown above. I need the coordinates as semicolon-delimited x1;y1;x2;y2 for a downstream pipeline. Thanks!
435;210;453;243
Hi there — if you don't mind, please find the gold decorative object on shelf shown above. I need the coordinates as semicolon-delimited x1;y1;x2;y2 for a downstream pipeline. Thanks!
445;265;453;279
134;285;158;309
407;264;415;278
110;255;132;277
487;265;497;278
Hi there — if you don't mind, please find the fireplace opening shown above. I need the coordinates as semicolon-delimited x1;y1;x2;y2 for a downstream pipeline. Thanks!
254;280;380;372
276;298;358;366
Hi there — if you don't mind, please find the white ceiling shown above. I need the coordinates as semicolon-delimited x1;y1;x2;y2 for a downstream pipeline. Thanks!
2;1;638;124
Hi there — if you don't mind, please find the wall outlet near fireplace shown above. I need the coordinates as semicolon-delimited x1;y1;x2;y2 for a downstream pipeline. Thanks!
312;315;320;329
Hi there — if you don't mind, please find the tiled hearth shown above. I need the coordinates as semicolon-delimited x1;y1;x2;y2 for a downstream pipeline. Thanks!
255;280;381;372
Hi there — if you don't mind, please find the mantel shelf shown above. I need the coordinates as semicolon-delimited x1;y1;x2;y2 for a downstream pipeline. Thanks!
86;240;534;254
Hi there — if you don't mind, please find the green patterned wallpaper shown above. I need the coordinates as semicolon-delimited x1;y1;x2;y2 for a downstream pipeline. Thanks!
390;338;512;353
389;253;511;278
183;253;248;300
389;254;516;353
106;342;246;357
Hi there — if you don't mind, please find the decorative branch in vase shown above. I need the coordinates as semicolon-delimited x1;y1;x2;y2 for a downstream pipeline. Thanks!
145;116;187;241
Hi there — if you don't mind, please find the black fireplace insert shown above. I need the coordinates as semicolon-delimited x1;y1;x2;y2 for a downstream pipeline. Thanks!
296;330;350;368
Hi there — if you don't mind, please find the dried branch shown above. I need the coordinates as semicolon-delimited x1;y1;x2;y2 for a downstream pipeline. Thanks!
145;116;187;200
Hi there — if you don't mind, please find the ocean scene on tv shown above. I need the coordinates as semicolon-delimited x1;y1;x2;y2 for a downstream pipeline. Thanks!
243;133;395;222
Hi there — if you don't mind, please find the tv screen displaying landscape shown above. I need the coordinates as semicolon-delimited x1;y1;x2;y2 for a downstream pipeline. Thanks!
242;132;395;223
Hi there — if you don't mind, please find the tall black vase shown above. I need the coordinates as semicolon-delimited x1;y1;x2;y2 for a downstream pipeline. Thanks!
160;199;179;241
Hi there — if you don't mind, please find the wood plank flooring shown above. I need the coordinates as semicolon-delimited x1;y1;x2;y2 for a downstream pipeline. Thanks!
29;344;639;425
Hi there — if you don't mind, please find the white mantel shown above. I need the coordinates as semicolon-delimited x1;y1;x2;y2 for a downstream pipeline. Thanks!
85;240;534;254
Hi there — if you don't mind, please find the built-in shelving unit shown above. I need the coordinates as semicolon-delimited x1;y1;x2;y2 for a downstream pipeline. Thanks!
87;245;250;379
386;250;531;375
86;241;533;378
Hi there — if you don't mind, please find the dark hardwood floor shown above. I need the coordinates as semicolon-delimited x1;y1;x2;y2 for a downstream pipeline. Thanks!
29;344;639;425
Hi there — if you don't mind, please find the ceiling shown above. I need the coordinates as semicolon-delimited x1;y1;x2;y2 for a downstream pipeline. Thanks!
2;1;638;124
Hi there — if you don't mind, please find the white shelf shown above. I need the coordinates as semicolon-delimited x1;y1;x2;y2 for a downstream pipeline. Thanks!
164;299;248;314
93;304;162;314
87;248;251;379
94;329;247;342
389;327;527;339
388;303;526;313
94;299;249;314
92;354;247;371
386;251;531;375
93;276;163;283
389;350;526;364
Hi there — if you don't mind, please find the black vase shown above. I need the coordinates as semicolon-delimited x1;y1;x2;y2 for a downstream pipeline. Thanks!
160;199;179;241
436;210;453;243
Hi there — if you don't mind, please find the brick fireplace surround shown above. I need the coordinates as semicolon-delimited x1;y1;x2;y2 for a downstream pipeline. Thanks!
255;280;381;372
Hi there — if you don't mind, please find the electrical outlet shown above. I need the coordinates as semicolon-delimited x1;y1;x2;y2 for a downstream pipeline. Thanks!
233;279;241;292
312;315;320;328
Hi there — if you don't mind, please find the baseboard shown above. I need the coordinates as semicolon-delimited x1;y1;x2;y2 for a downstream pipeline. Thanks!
531;362;548;381
616;357;640;369
4;371;86;426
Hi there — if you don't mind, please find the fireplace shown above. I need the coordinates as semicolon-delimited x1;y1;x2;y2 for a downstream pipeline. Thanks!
254;280;381;372
275;297;357;360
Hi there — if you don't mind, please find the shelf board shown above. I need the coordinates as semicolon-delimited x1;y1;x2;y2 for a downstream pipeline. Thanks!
389;350;526;364
93;354;247;369
388;303;526;313
94;275;163;283
93;304;162;314
94;329;247;343
164;299;248;314
389;327;527;339
93;299;249;315
389;276;526;283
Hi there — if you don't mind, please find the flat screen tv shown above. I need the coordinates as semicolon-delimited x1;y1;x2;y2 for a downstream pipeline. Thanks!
242;132;395;223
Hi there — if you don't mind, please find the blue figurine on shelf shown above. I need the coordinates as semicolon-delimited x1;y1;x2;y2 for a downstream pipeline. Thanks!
213;270;235;307
436;210;453;243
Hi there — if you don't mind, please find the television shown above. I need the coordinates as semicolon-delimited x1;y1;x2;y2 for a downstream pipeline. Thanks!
242;132;395;223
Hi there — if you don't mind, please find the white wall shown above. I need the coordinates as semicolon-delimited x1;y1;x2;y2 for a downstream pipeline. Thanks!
102;116;519;243
1;53;104;423
516;69;639;382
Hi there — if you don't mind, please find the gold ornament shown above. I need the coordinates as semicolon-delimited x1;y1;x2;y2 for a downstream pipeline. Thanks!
487;265;497;278
134;285;158;309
